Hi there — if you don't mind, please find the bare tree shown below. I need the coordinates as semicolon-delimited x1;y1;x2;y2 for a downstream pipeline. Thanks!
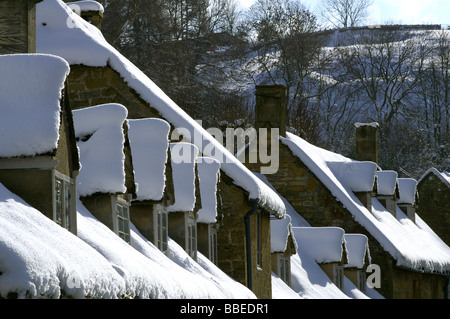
318;0;373;28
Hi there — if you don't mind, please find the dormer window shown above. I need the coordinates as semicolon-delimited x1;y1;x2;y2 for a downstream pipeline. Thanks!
154;204;168;252
278;255;291;286
333;265;345;290
54;171;75;231
187;217;197;260
114;197;131;243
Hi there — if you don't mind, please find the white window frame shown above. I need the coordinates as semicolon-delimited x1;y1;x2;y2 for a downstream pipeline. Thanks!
53;171;74;232
186;216;197;260
153;204;168;253
112;196;131;243
278;254;291;286
333;264;345;291
208;225;218;265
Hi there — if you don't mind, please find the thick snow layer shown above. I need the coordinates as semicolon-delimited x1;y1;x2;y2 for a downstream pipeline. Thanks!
290;253;350;299
418;167;450;188
0;54;69;158
66;0;104;13
354;122;379;128
281;132;450;273
196;157;221;223
397;178;417;204
271;215;293;253
36;0;285;218
0;183;125;299
327;161;377;192
344;234;371;269
73;104;128;197
128;118;171;201
168;143;199;213
293;227;345;264
78;198;256;299
271;273;301;299
376;170;398;196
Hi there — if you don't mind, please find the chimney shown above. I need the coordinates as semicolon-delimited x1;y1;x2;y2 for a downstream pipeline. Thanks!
355;122;379;164
68;1;104;30
255;85;287;138
0;0;42;54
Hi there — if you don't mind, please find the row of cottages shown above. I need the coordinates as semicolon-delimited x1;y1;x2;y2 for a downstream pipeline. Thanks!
0;0;382;299
240;85;450;299
0;0;291;299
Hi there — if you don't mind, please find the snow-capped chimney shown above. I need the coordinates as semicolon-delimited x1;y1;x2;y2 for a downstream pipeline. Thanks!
0;0;42;54
255;85;287;138
355;123;379;164
67;1;104;30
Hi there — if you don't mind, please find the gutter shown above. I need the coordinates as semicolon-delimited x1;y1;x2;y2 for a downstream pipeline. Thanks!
244;199;258;291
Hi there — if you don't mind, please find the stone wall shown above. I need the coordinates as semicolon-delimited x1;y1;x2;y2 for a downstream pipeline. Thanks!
217;176;272;299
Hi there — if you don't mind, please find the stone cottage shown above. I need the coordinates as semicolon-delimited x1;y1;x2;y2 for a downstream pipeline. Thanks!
35;0;286;298
417;168;450;247
241;84;450;299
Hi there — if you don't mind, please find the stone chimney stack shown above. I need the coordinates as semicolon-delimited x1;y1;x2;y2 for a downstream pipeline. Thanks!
68;1;104;30
255;85;287;138
355;122;379;164
0;0;42;54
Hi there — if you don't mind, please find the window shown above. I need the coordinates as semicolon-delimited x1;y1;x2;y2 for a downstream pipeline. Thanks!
333;265;344;291
256;211;262;268
115;200;130;243
54;172;73;231
278;255;291;286
358;270;367;293
186;218;197;260
154;204;168;252
209;226;218;265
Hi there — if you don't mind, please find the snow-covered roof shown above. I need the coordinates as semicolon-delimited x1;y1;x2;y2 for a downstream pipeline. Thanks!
0;54;69;158
293;227;346;264
376;170;398;196
128;118;171;201
36;0;285;218
197;157;221;224
418;167;450;188
167;143;199;213
344;234;371;269
281;132;450;273
0;182;255;298
73;103;127;197
271;215;294;253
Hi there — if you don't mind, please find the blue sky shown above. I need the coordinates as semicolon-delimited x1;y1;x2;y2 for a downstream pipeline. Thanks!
238;0;450;26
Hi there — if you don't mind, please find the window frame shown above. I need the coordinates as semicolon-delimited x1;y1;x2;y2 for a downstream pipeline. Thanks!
333;264;345;291
208;225;218;265
112;196;131;243
186;215;197;260
278;254;291;286
53;171;75;232
154;204;169;253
